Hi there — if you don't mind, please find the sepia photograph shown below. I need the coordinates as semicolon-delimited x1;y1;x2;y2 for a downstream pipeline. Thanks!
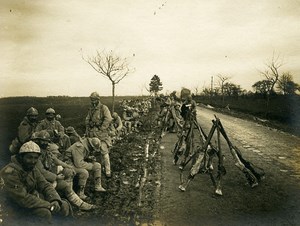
0;0;300;225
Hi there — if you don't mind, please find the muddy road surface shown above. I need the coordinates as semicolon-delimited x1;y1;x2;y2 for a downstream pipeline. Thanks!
156;106;300;226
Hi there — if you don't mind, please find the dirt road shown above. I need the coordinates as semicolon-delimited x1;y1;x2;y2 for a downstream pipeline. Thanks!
156;106;300;226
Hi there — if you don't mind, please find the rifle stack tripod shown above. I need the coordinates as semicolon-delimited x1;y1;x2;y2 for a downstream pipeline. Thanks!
174;115;265;196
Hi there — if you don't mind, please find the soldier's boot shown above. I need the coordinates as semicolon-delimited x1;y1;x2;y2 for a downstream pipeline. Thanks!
103;153;112;178
66;191;96;211
94;178;106;192
77;186;88;200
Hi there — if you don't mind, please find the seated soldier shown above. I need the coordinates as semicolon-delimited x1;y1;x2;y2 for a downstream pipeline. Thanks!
109;112;123;142
122;106;133;133
131;108;143;132
36;108;71;154
9;107;39;154
32;131;95;211
64;137;107;199
65;126;81;145
0;141;71;224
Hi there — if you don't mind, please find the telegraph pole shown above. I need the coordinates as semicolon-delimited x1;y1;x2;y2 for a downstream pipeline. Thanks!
210;76;214;104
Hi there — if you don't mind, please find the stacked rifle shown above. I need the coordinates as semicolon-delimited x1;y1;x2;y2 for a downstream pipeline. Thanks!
175;115;265;195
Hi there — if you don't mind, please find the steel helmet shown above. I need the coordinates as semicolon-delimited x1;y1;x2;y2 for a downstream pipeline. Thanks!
90;92;101;100
66;126;75;134
46;108;56;114
88;137;101;152
31;130;51;141
19;141;41;154
26;107;39;116
112;112;118;118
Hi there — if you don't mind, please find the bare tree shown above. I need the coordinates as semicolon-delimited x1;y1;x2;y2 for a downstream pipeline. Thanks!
259;53;284;116
83;50;134;112
193;83;200;96
260;53;283;94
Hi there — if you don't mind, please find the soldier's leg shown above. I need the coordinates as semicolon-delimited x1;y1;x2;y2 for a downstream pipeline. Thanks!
56;178;95;211
31;207;52;223
73;168;89;200
93;162;106;192
100;143;111;177
59;200;71;216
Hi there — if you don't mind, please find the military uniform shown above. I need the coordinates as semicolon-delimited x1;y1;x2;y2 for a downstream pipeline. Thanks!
0;156;65;221
66;127;81;145
109;115;123;137
9;117;38;154
37;144;95;211
64;138;104;194
18;116;38;143
36;118;71;152
85;102;112;144
85;101;112;176
36;118;64;134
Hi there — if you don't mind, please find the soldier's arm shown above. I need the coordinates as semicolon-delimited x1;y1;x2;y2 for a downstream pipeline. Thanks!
116;117;123;131
35;168;62;204
85;111;91;127
36;160;57;183
56;121;65;133
35;120;44;132
72;148;93;170
100;106;113;130
52;156;73;169
17;122;31;143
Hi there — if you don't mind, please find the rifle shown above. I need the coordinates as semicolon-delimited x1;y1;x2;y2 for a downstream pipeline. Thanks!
179;115;264;195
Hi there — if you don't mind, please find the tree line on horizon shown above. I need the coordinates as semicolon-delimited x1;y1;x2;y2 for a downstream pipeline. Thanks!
147;54;299;99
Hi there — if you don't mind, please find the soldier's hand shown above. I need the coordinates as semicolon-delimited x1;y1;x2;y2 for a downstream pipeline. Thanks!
66;166;76;175
50;201;61;213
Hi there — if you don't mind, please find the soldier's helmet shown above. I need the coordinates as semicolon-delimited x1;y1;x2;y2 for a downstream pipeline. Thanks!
55;114;61;120
46;108;56;114
88;137;101;152
66;126;75;134
19;141;41;154
90;92;101;100
26;107;39;116
31;130;51;141
112;112;118;118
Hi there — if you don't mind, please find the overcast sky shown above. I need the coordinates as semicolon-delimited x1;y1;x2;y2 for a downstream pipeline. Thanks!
1;0;299;97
